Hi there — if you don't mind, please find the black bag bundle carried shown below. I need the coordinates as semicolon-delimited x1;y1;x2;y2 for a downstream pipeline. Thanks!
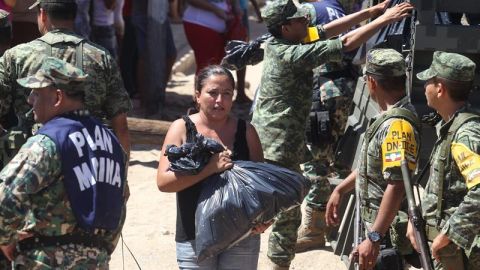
221;33;271;71
195;160;310;262
165;133;225;174
164;123;310;262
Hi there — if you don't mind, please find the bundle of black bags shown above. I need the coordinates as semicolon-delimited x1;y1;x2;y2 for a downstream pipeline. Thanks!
165;133;310;262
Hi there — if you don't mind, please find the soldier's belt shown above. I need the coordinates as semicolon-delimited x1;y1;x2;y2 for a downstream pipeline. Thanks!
18;233;111;254
425;225;441;241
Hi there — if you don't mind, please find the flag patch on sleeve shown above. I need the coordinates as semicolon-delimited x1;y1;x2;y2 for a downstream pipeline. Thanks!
381;119;418;171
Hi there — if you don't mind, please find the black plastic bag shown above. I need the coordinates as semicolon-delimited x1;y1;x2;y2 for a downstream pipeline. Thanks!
164;129;310;262
221;34;271;71
195;161;311;262
165;133;225;174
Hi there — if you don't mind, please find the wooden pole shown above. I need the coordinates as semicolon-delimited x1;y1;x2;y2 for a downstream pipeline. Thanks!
127;117;171;145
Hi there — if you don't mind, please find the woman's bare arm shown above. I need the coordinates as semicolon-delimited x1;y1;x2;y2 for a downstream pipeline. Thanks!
156;119;233;192
246;123;264;162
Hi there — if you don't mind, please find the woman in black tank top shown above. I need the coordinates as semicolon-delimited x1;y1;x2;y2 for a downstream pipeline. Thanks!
157;66;265;269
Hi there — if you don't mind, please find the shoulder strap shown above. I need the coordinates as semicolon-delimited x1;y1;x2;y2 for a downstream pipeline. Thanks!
361;107;420;207
233;119;249;161
435;112;480;226
182;115;198;143
38;38;85;70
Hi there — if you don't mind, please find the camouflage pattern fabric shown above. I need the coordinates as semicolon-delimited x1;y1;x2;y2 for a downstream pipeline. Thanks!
417;51;476;82
267;206;302;267
421;106;480;268
0;113;126;268
0;29;131;130
301;0;356;210
251;36;343;169
365;48;406;76
14;244;110;270
357;96;420;255
357;96;420;208
16;56;88;94
303;92;354;210
261;0;309;28
250;22;343;266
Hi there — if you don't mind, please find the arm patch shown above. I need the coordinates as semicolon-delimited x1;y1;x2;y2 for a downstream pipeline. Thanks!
381;119;417;171
451;142;480;190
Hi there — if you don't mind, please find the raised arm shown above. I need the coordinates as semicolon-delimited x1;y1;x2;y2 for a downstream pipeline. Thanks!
323;0;390;39
156;119;233;192
340;2;413;52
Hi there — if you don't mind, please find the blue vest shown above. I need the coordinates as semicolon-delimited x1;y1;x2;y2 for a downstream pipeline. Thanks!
38;114;125;231
311;0;346;25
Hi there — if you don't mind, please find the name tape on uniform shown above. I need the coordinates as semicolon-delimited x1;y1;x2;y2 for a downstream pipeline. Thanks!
451;142;480;190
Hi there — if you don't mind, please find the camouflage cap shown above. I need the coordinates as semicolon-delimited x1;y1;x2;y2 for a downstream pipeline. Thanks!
262;0;309;28
29;0;76;10
17;57;88;95
0;9;10;28
416;51;476;82
365;48;406;77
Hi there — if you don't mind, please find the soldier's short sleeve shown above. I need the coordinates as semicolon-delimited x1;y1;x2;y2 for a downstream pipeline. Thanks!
288;38;343;70
443;121;480;251
0;135;60;244
380;119;419;181
103;53;132;119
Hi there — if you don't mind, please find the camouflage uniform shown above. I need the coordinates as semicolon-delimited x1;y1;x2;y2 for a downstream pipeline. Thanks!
251;0;343;266
0;58;127;269
301;0;357;211
0;26;131;167
357;49;420;256
416;51;480;270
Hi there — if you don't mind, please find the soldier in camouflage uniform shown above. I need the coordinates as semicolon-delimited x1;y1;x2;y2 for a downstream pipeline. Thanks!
326;49;421;270
251;0;413;268
407;51;480;270
296;0;358;252
0;0;131;169
0;57;127;269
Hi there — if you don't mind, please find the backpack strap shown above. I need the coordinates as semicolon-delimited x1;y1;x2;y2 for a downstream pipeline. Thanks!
361;107;420;207
434;112;480;226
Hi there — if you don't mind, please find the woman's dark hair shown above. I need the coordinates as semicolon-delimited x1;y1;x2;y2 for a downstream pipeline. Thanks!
195;65;235;92
38;2;77;21
435;77;473;102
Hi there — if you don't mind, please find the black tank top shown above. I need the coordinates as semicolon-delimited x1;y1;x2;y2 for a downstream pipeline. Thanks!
175;116;250;242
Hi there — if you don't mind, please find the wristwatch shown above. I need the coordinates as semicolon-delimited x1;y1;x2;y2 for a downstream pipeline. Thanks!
367;231;384;243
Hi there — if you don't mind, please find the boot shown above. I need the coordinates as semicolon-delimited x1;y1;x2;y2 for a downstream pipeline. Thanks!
295;206;326;253
267;260;290;270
